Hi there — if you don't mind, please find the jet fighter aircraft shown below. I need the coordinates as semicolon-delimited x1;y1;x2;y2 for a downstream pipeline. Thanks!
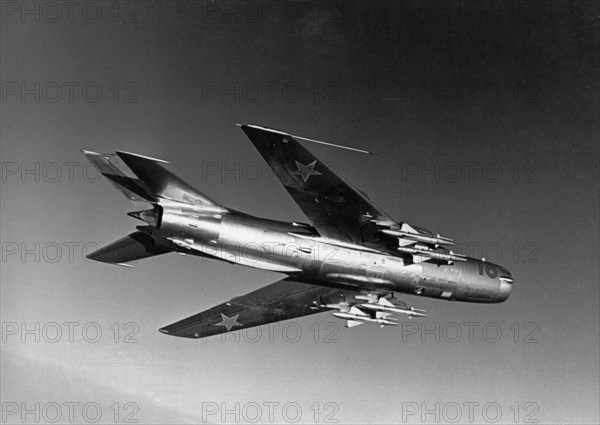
83;124;513;338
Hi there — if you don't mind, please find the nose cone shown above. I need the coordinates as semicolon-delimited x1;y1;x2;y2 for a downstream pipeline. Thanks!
496;269;514;302
497;280;512;302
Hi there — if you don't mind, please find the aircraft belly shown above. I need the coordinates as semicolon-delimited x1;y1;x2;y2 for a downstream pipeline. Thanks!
317;250;410;291
158;207;222;243
412;263;458;298
215;217;321;273
214;216;477;301
384;262;424;293
218;216;265;246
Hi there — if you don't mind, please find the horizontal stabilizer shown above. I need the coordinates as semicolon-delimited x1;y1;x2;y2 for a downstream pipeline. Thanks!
87;231;171;265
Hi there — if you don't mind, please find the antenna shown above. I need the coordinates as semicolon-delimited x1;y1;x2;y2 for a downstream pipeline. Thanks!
238;123;372;154
292;135;372;155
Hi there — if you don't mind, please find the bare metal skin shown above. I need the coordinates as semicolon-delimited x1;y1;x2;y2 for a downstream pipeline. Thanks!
84;124;513;339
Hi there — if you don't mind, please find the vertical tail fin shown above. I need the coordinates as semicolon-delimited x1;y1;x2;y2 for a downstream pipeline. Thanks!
82;150;226;210
115;151;224;209
82;150;155;202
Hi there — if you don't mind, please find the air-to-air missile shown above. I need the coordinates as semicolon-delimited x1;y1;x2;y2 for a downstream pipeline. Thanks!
395;245;467;262
359;303;427;317
331;311;399;326
379;229;455;246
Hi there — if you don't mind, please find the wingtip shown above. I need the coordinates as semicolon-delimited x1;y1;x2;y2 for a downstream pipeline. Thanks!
81;149;101;155
241;124;291;136
158;327;202;338
115;151;170;164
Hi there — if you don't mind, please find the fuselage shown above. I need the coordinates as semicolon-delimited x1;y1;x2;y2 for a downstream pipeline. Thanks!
147;203;513;304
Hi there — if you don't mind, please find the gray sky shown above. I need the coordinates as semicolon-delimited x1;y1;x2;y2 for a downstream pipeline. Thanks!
1;1;598;424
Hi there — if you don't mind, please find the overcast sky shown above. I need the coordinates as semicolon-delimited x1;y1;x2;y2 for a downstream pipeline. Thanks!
1;1;598;424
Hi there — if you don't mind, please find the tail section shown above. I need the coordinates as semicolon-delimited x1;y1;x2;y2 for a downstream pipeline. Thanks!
83;150;227;265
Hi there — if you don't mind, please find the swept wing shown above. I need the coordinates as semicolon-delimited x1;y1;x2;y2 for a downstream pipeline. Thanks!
159;278;349;338
240;124;396;246
240;125;461;263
